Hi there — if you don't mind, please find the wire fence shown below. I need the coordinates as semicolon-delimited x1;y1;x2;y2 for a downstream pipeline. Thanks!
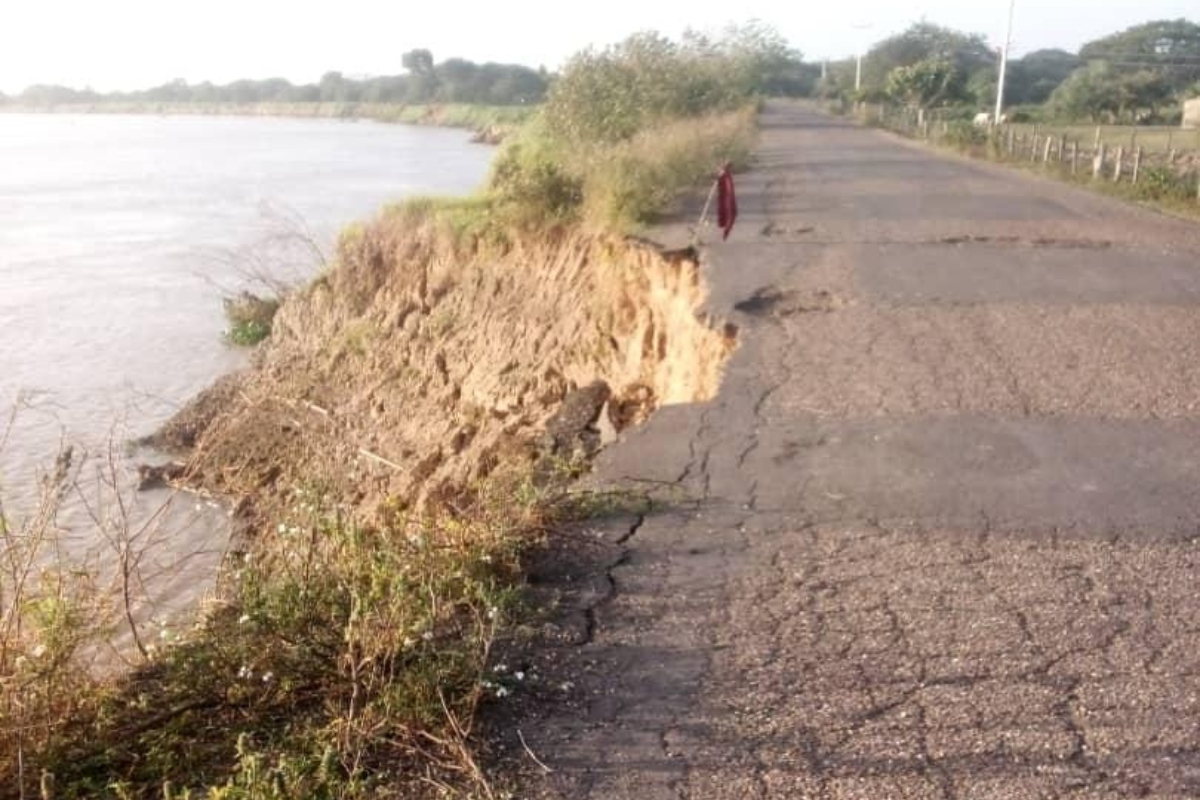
862;105;1200;203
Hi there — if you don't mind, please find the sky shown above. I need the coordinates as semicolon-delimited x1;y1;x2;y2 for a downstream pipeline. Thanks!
1;0;1197;94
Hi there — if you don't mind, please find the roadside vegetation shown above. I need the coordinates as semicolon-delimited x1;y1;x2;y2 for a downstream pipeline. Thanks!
455;25;801;233
817;18;1200;214
818;19;1200;127
0;24;796;800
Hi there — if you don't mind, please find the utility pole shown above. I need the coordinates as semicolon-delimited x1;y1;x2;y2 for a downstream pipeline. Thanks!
994;0;1016;125
852;22;873;95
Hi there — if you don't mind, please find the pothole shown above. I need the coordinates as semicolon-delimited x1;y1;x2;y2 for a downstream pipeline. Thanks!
735;286;847;317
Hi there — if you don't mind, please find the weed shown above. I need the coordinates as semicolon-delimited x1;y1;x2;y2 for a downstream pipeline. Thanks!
223;294;279;347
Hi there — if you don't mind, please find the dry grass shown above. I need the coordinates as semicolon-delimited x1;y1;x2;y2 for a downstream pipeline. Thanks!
486;107;757;232
575;108;757;229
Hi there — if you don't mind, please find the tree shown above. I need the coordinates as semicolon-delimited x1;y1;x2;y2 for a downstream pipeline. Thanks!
1006;49;1082;104
318;71;352;103
1049;61;1120;121
402;49;435;76
717;20;809;96
885;58;958;109
862;22;994;103
1079;19;1200;94
1050;60;1175;122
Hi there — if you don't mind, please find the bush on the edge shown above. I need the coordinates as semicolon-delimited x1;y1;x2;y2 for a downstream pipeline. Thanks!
543;25;798;145
223;292;280;346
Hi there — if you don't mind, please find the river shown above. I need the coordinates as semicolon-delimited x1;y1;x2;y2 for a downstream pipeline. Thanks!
0;113;493;649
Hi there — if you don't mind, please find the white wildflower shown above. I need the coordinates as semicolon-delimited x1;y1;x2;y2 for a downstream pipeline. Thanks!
495;686;511;698
238;614;251;625
262;671;274;683
238;665;253;680
422;631;434;641
30;644;46;659
514;671;525;681
277;523;287;534
403;637;416;648
493;663;508;674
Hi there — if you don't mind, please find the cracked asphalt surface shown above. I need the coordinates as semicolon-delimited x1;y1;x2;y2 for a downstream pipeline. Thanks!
496;102;1200;798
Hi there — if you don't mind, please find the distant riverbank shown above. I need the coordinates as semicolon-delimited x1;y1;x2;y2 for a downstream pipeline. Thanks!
0;101;533;142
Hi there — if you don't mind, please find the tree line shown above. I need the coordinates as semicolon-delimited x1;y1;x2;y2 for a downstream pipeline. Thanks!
4;18;1196;124
819;18;1200;124
3;51;550;106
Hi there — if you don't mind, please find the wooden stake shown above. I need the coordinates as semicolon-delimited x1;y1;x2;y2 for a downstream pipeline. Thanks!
1132;147;1142;184
1071;140;1079;174
1113;145;1124;182
1042;136;1053;164
1093;142;1106;179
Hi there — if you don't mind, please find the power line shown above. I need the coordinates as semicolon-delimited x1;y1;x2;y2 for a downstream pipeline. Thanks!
1079;52;1200;64
1095;60;1200;70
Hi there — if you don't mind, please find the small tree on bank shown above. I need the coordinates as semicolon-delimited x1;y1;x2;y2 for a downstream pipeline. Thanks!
886;58;957;112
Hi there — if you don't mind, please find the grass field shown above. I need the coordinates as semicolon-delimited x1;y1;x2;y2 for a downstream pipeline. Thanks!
1008;123;1200;153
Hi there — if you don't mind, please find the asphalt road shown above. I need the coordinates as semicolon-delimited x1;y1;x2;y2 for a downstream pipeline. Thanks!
500;102;1200;799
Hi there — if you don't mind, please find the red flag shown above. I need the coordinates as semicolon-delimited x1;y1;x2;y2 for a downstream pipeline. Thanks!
717;164;737;241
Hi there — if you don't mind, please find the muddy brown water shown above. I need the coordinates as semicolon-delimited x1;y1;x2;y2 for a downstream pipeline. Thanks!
0;113;493;647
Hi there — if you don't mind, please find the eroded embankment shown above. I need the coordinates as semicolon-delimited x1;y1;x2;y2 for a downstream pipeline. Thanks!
158;212;736;521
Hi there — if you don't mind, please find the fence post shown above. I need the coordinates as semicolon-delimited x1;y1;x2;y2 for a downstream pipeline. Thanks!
1113;146;1124;182
1168;148;1177;164
1042;137;1053;164
1071;140;1079;174
1093;142;1106;179
1132;147;1142;184
1030;134;1040;162
1006;127;1015;156
1058;134;1067;162
1093;126;1102;150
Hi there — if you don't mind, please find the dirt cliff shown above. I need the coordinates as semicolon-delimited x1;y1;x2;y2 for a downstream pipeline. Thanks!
160;208;736;522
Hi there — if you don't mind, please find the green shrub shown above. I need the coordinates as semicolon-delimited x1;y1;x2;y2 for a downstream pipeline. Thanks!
1133;166;1198;201
223;293;279;346
942;120;989;150
489;133;584;224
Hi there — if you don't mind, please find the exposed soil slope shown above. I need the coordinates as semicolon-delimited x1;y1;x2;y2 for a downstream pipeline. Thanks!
160;212;736;520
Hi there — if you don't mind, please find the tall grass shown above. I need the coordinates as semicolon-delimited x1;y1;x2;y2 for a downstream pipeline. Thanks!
576;109;756;228
2;464;554;798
